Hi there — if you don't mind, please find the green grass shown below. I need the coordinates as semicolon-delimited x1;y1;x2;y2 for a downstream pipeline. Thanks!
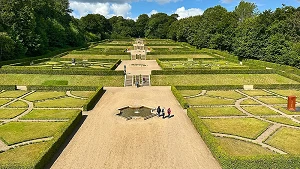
265;127;300;154
240;99;260;105
21;109;80;120
70;91;95;98
34;97;85;108
0;142;51;166
217;137;275;156
6;101;28;108
0;99;11;106
0;122;66;145
42;80;68;86
186;96;235;105
148;54;214;60
179;90;202;97
295;117;300;121
202;118;271;139
265;117;300;127
271;90;300;97
151;74;298;86
0;109;26;119
257;97;287;104
242;90;273;96
0;74;124;87
274;106;300;115
194;107;245;117
24;91;66;102
206;90;244;99
63;54;130;60
0;91;28;98
242;106;279;116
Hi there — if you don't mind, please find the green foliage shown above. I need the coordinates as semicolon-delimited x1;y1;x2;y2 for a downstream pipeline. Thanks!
171;86;189;109
42;80;68;86
83;87;105;111
27;86;98;91
152;69;273;75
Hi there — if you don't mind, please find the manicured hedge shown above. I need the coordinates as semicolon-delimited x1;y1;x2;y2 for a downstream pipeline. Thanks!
254;84;300;89
0;68;124;76
27;85;98;91
175;85;244;90
110;59;122;70
152;69;274;75
0;85;17;90
171;86;189;109
83;86;106;111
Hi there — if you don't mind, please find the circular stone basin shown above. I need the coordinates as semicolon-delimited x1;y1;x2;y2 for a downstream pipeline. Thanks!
117;106;155;120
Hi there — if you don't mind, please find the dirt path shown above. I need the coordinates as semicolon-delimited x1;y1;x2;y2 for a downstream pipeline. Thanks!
51;86;221;169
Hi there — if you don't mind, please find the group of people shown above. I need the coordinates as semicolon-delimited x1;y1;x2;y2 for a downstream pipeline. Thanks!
156;106;172;118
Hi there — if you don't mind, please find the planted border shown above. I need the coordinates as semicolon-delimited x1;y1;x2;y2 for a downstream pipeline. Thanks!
27;85;98;91
171;86;189;109
83;86;105;111
151;69;274;75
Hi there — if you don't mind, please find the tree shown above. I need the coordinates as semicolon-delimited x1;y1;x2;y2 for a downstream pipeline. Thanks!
234;0;258;23
136;14;149;37
81;14;111;40
0;32;15;60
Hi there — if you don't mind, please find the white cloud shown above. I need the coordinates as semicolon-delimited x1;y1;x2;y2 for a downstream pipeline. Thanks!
70;1;132;18
71;0;133;3
175;7;204;19
147;0;180;5
148;10;158;16
110;3;132;18
220;0;234;4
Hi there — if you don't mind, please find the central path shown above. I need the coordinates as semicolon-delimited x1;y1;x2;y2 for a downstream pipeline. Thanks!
51;86;221;169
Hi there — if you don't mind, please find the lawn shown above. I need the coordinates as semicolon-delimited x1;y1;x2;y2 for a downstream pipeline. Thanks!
21;109;80;120
151;74;298;86
271;90;300;97
0;91;28;98
265;127;300;154
34;97;85;108
217;137;275;156
179;90;202;97
147;54;214;60
0;109;27;119
241;90;273;96
257;97;287;104
186;96;235;105
265;117;300;127
0;122;66;145
0;99;11;106
24;92;66;102
6;101;28;108
240;99;260;105
242;106;280;116
70;91;95;98
206;90;244;99
202;118;271;139
274;106;300;115
0;74;124;87
194;107;245;117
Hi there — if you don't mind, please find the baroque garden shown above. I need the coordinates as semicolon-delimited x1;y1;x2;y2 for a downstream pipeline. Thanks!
0;39;299;169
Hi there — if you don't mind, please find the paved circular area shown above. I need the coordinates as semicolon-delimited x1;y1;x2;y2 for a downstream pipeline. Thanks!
51;86;221;169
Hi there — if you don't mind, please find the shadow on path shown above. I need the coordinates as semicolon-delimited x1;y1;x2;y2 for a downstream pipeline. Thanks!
44;115;88;169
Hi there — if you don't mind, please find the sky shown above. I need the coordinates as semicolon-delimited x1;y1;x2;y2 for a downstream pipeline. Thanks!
70;0;300;20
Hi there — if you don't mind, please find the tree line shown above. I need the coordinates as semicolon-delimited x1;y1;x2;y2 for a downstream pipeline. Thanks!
0;0;299;68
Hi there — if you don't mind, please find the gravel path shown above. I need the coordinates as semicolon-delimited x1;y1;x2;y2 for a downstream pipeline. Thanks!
51;86;221;169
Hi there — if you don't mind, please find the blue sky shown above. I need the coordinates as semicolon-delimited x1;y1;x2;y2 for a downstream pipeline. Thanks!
70;0;300;19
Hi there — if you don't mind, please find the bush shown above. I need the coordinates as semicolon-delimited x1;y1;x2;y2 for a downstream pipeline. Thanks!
27;85;98;91
0;85;17;90
110;59;122;70
175;85;243;90
42;80;69;86
171;86;189;109
151;69;274;75
83;86;105;111
254;84;300;89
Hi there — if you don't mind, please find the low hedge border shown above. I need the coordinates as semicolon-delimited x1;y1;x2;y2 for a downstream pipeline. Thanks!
0;85;17;90
254;84;300;89
151;69;273;75
0;69;124;76
187;108;300;169
27;85;98;91
110;59;122;70
171;86;189;109
83;86;105;111
175;85;244;90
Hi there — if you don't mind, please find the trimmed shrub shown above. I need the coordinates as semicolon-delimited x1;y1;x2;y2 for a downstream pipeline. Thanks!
0;85;17;90
83;86;105;111
171;86;189;109
110;59;122;70
27;85;98;91
42;80;68;86
151;69;274;75
254;84;300;89
176;85;243;90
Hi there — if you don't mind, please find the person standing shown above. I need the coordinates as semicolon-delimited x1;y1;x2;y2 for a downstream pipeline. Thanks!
157;106;161;116
167;108;171;118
